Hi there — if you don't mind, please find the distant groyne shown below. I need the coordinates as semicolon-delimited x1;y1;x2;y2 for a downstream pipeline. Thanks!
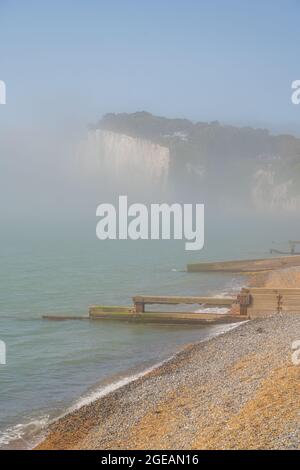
187;255;300;273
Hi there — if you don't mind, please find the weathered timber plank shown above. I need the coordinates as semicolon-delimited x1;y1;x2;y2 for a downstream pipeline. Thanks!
42;315;89;321
242;288;300;295
247;309;278;319
132;295;235;306
89;311;247;324
89;305;133;314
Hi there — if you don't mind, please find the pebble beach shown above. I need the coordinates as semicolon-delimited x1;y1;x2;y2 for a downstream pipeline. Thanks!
35;309;300;450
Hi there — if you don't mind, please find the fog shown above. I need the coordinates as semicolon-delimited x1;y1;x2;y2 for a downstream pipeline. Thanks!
1;108;300;252
1;1;300;251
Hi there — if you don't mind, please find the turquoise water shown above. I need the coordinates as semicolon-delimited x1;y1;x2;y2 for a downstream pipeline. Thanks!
0;216;293;448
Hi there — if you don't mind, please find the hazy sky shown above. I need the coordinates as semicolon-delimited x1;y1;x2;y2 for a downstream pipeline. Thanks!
0;0;300;133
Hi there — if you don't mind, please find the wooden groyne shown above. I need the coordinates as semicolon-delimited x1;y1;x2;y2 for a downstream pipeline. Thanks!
42;287;300;324
43;296;245;325
132;295;234;313
187;255;300;273
88;289;300;322
88;295;245;325
270;240;300;255
240;287;300;318
89;311;246;325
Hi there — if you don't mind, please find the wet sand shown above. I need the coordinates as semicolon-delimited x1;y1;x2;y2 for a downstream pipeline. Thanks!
35;269;300;450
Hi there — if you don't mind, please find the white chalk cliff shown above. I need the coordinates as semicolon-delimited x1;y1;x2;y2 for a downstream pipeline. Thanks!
81;129;170;188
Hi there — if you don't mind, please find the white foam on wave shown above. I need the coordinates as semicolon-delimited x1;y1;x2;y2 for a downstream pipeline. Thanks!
67;360;169;413
194;306;230;315
0;415;49;449
1;320;245;449
65;321;243;414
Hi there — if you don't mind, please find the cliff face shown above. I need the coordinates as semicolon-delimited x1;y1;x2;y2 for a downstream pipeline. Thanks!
84;112;300;211
252;169;300;212
81;128;169;192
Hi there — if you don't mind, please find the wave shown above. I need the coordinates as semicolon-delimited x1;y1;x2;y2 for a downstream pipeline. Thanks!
0;316;244;450
60;322;243;415
0;415;50;450
194;306;230;314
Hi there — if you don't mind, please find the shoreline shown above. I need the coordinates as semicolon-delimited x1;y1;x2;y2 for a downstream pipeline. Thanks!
35;311;300;450
65;325;240;413
0;291;244;450
1;325;227;451
36;267;300;450
31;322;239;450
